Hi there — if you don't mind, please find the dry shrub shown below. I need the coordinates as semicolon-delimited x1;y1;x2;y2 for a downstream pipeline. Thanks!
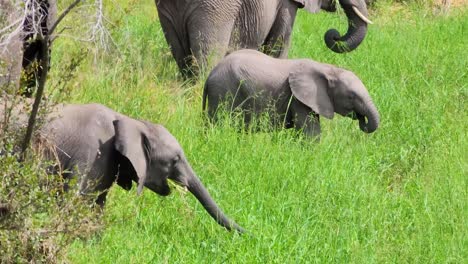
367;0;467;8
1;1;108;262
0;94;102;263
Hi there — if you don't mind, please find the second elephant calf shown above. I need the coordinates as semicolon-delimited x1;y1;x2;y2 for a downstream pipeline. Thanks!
203;49;380;138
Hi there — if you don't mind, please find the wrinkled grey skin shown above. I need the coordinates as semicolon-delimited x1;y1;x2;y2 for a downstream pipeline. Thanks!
0;101;244;233
0;0;57;96
0;0;22;90
203;49;379;138
155;0;371;76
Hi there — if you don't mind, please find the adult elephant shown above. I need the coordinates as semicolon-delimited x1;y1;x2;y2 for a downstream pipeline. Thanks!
155;0;372;76
0;0;57;97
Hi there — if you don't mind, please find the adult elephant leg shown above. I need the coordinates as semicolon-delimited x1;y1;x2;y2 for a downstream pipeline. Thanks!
158;15;193;78
291;99;321;140
21;41;44;97
187;18;236;75
263;2;298;59
21;0;57;97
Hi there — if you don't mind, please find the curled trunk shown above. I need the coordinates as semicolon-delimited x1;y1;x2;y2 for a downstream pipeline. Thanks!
355;98;379;133
186;174;245;233
324;0;370;53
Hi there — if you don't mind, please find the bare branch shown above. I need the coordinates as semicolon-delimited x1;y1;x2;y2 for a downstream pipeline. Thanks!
20;35;48;159
1;0;115;56
0;0;115;157
85;0;115;53
20;0;82;158
0;18;22;35
0;0;50;57
49;0;82;36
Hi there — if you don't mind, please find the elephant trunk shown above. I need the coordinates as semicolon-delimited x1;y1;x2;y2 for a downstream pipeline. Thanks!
354;97;379;133
324;0;371;53
185;169;245;233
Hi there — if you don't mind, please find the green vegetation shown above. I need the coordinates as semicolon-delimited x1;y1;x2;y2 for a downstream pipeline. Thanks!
3;1;467;262
0;150;102;262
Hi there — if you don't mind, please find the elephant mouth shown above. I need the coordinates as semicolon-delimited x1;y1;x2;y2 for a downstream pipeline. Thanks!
322;1;337;12
347;111;358;120
168;178;189;193
356;112;366;127
146;181;171;196
357;112;372;133
156;187;171;196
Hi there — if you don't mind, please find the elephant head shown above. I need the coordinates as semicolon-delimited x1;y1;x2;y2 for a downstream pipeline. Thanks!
293;0;372;53
112;118;244;233
288;61;379;133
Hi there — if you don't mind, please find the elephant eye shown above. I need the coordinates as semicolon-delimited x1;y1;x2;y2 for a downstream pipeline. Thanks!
172;155;180;165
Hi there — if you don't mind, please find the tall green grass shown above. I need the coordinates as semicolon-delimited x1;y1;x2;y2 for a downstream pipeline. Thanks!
56;2;467;263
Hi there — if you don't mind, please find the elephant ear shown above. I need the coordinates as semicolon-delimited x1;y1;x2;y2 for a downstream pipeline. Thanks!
288;61;335;119
113;118;149;195
291;0;322;13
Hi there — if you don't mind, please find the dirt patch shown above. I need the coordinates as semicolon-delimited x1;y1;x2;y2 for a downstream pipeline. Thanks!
434;0;467;8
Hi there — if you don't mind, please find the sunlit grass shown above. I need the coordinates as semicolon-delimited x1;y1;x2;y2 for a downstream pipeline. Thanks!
56;2;467;263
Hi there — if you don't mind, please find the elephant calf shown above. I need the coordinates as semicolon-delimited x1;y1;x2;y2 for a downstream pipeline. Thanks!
203;49;380;138
0;101;244;233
